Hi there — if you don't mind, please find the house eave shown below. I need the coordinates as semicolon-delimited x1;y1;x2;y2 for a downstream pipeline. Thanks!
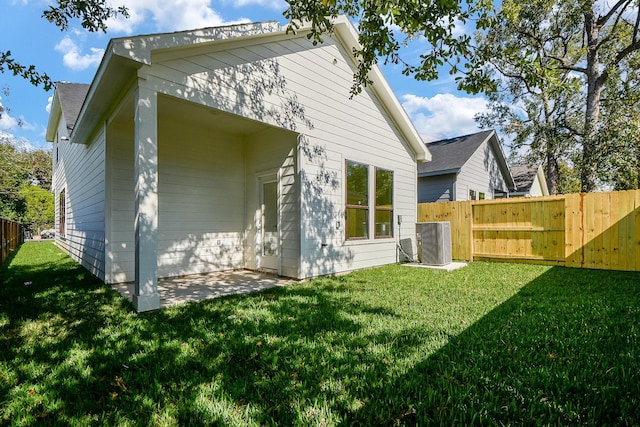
418;168;460;177
484;130;516;190
45;91;62;142
69;45;140;145
537;165;550;196
68;16;432;162
331;16;430;163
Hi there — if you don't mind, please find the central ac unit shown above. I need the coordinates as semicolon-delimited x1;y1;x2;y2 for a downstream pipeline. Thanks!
416;221;452;266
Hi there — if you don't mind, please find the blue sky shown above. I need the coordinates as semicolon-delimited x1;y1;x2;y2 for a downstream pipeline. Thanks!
0;0;489;151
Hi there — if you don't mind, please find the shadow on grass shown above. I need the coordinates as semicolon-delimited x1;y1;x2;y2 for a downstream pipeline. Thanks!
1;242;639;425
385;267;640;425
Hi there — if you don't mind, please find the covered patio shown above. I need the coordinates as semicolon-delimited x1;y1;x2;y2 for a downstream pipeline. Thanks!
112;269;296;309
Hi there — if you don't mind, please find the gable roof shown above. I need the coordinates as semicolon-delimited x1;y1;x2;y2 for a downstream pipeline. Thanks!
56;83;90;133
45;83;90;140
417;129;515;189
418;130;493;175
45;16;429;163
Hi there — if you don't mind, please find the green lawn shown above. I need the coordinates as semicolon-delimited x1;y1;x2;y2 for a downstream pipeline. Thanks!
1;242;639;425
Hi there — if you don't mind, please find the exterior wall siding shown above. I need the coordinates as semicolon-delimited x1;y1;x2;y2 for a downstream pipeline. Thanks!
106;119;251;282
105;123;134;283
53;121;106;280
244;128;299;277
418;175;455;203
529;177;544;197
456;142;508;201
156;122;246;278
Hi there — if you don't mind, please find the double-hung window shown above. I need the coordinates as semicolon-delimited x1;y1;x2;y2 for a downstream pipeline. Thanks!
345;161;394;240
375;168;393;238
59;190;66;236
346;161;369;239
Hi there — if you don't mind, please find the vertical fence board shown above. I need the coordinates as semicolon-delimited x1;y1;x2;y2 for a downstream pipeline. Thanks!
564;194;581;267
635;191;640;271
417;189;640;272
608;191;619;270
0;218;24;266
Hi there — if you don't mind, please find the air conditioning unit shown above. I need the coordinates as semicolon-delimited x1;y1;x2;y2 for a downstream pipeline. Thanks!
416;222;452;266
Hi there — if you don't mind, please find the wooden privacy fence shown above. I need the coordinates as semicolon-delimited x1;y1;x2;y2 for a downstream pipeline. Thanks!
417;190;640;272
1;218;24;266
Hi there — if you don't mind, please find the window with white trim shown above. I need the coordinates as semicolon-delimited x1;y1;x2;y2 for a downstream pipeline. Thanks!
345;161;394;240
375;167;393;238
346;161;369;239
59;190;66;236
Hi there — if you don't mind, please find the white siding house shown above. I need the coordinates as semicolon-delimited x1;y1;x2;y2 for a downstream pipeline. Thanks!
417;130;514;202
46;17;430;312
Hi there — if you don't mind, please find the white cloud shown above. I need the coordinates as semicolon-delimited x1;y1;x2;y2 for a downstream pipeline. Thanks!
0;98;20;131
55;36;104;71
46;96;53;114
106;0;251;34
450;17;468;38
402;93;488;142
230;0;286;9
0;130;40;151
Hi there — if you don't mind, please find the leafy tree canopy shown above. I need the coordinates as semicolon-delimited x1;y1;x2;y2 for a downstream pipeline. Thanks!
284;0;496;96
0;139;52;228
472;0;640;192
0;0;128;92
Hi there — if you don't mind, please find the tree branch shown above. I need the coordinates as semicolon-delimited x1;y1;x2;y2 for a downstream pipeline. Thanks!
596;0;633;27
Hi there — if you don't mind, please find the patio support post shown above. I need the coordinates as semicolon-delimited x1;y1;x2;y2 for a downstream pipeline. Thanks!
133;74;160;312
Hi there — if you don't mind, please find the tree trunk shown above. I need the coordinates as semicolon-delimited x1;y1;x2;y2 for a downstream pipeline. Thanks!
542;90;559;195
581;9;604;193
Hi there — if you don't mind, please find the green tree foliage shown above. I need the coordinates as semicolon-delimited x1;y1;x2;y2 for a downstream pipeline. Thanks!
0;141;28;219
0;139;52;228
472;0;640;193
19;185;54;233
284;0;495;96
0;1;128;96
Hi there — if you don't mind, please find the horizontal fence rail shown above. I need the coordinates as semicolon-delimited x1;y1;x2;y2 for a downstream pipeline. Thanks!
1;218;24;266
418;190;640;272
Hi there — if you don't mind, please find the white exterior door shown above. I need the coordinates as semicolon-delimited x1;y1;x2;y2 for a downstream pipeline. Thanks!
259;179;279;271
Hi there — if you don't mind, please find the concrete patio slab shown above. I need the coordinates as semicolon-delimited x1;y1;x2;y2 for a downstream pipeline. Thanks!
112;269;296;309
402;262;468;272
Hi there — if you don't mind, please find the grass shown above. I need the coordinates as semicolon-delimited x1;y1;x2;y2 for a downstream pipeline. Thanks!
1;242;639;425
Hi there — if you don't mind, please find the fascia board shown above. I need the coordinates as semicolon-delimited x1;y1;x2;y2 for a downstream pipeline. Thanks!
331;16;430;163
45;91;62;142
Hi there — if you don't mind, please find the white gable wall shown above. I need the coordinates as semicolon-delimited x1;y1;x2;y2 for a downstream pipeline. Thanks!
61;24;421;284
143;34;419;278
53;121;106;280
288;39;418;277
528;176;545;197
456;141;508;201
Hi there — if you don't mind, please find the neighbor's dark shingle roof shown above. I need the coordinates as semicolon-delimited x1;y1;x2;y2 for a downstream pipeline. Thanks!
56;82;90;134
417;130;494;175
510;164;539;192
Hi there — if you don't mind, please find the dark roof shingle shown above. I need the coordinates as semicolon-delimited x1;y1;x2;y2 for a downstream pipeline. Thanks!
56;82;90;133
510;164;539;192
417;130;494;175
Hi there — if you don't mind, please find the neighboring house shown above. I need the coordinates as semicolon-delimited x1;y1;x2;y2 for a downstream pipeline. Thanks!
45;17;430;312
510;164;550;197
417;129;515;202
